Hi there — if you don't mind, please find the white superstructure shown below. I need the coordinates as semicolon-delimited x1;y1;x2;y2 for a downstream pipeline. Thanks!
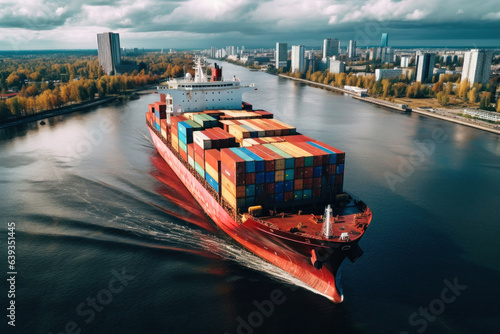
157;58;255;113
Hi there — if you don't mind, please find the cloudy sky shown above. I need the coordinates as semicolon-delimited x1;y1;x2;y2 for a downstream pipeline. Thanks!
0;0;499;50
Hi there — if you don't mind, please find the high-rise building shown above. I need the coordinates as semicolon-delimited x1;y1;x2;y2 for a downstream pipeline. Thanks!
381;33;389;47
415;52;436;83
275;42;288;69
348;40;357;59
400;56;411;67
461;49;493;87
322;38;339;59
380;47;393;64
291;45;306;73
329;60;345;74
210;47;217;58
97;32;121;75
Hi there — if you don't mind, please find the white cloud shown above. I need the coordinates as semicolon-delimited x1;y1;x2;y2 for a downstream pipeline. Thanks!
482;11;500;20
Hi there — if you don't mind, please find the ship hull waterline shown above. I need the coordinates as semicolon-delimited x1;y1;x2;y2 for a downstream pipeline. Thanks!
149;126;356;302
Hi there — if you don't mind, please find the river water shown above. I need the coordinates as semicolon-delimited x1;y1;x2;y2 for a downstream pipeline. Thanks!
1;61;499;334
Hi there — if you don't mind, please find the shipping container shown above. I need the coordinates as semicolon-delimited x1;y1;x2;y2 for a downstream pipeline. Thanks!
264;144;294;169
206;172;219;193
229;148;256;173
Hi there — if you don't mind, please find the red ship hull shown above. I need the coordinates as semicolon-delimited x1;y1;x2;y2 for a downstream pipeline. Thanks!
148;126;368;302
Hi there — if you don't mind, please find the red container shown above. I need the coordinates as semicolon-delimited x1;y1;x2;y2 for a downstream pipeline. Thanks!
221;161;245;186
251;145;282;171
328;164;337;175
205;149;221;171
154;101;167;118
284;191;293;201
294;179;303;190
246;146;276;172
265;182;275;194
295;167;304;178
220;148;246;174
303;178;313;189
187;143;194;159
179;148;188;162
313;177;322;188
335;174;344;185
195;150;204;168
304;167;314;178
253;110;274;119
245;173;256;185
283;134;314;143
312;188;321;198
148;104;155;113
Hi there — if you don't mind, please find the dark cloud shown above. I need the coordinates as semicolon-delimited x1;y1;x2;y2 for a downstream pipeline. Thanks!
0;0;499;49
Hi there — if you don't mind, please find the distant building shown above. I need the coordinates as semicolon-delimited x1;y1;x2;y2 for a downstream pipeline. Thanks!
275;42;288;69
415;52;436;83
375;68;402;81
381;33;389;47
380;47;393;64
330;59;346;74
291;45;306;73
348;40;357;59
322;38;339;59
210;47;217;58
461;49;493;87
400;56;411;67
97;32;121;75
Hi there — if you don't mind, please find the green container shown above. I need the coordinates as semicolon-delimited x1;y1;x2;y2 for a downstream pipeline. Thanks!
194;161;205;178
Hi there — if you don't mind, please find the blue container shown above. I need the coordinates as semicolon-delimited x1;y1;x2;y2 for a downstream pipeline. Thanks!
178;121;194;137
206;173;219;193
313;166;322;177
275;181;284;193
255;184;263;197
256;172;265;184
230;148;255;173
306;141;337;164
293;190;303;200
284;180;294;192
275;193;284;202
265;171;275;183
303;189;312;199
246;184;256;197
330;174;336;184
285;168;294;181
246;196;255;207
240;148;265;172
154;110;159;120
178;132;187;144
155;122;161;131
336;164;344;175
285;157;294;169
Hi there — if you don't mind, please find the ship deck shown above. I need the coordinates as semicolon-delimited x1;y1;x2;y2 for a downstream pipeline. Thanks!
251;200;370;242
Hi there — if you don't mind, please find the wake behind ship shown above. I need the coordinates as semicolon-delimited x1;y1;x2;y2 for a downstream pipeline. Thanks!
145;58;372;302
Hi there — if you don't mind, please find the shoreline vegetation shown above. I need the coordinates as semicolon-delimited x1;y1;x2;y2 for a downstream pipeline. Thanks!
0;52;196;126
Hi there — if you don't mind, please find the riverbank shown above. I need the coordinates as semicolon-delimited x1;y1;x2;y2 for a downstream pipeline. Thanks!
0;96;117;129
278;74;357;96
279;74;500;136
411;108;500;135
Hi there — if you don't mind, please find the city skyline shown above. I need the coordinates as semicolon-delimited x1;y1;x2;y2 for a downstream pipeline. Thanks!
0;0;499;50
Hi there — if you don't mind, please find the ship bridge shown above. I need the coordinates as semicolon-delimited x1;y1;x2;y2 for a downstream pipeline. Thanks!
157;58;255;113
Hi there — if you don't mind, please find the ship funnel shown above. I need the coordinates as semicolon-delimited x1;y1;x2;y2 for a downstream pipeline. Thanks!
211;63;222;82
323;205;333;239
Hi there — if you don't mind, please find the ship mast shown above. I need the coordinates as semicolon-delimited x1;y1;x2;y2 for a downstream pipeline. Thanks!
194;57;206;83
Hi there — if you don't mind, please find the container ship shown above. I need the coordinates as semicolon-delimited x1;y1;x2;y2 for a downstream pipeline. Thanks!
145;58;372;302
